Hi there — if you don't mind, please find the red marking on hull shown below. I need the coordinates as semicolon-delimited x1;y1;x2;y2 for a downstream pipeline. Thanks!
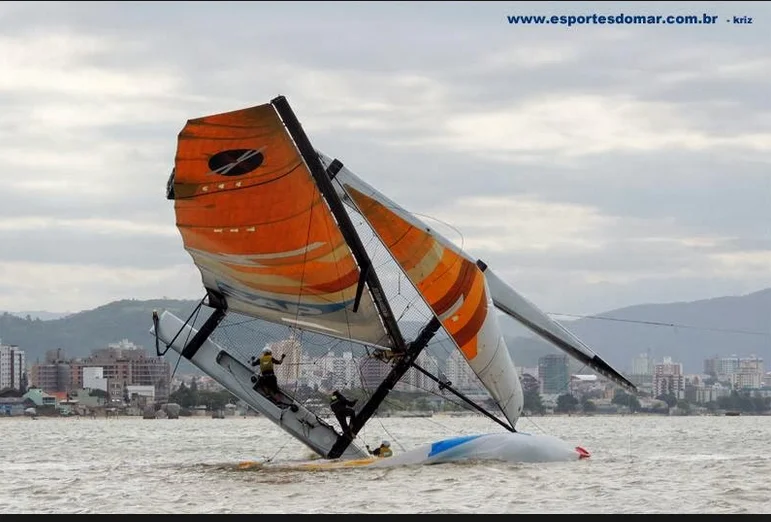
575;446;591;459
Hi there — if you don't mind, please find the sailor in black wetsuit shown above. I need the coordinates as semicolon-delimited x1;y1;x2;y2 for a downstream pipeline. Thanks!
329;390;357;438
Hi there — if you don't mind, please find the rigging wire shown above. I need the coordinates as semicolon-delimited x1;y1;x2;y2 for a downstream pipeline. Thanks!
546;312;770;337
170;299;205;381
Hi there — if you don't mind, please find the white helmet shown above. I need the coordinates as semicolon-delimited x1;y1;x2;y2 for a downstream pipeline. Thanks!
262;347;272;354
382;440;390;447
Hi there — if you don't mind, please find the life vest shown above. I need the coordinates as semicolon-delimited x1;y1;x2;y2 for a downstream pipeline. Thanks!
377;445;393;458
259;354;274;373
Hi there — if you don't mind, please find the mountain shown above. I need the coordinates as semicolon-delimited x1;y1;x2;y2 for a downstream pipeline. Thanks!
0;310;72;321
500;287;771;374
0;288;768;375
0;299;203;374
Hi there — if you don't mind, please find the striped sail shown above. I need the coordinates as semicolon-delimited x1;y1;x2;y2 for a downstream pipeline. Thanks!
171;105;393;348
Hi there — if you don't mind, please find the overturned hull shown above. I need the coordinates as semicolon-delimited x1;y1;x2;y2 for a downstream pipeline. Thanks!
246;432;589;470
150;310;368;460
372;432;589;467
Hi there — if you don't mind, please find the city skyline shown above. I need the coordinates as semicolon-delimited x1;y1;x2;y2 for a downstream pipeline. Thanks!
7;335;769;400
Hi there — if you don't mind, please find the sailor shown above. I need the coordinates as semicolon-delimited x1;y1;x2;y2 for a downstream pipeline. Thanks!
329;390;357;438
250;347;285;397
367;440;393;458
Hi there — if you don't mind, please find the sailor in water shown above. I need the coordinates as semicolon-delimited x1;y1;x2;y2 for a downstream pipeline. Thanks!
250;347;285;399
329;390;357;438
367;440;393;458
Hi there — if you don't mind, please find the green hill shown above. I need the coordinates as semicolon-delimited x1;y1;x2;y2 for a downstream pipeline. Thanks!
1;287;768;375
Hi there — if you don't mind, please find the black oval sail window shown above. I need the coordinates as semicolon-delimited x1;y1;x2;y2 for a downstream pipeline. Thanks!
208;149;264;177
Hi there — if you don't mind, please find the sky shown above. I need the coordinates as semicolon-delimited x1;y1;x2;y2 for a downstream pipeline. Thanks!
0;1;768;317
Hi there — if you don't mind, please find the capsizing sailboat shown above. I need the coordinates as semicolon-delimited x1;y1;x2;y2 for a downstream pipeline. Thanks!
149;95;636;468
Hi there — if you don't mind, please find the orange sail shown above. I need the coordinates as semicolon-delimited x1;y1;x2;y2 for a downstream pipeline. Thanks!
343;186;488;361
326;153;636;393
172;104;392;348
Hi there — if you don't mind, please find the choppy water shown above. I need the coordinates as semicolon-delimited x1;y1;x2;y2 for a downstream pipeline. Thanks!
1;414;769;513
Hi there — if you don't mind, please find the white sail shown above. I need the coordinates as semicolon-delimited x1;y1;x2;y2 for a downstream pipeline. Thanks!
322;152;636;399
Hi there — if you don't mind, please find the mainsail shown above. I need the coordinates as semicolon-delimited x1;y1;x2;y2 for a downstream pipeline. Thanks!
170;104;396;350
154;95;635;464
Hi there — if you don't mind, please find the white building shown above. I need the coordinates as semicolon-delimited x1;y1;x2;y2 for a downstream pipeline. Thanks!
395;352;441;393
653;357;685;399
126;384;155;400
569;374;603;396
0;343;25;391
270;334;302;388
444;349;478;391
705;355;765;389
632;353;653;375
694;383;732;403
517;367;539;379
330;351;358;390
298;352;332;390
82;367;108;392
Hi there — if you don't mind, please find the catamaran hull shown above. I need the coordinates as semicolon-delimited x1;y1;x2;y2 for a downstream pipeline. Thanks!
371;432;589;467
150;310;369;461
250;432;589;470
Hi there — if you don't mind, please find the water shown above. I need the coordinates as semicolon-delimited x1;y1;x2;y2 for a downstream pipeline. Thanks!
1;414;769;513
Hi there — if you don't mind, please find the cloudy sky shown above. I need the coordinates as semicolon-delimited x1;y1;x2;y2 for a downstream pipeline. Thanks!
0;0;768;317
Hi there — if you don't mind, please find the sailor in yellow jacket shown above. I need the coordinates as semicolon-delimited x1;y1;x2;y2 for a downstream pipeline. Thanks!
250;347;285;398
367;440;393;458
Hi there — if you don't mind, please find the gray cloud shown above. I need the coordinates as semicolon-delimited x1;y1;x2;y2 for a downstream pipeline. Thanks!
0;227;187;269
0;1;768;315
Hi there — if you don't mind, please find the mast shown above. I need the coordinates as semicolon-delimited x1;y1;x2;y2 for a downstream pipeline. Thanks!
270;95;407;352
327;316;443;459
179;290;228;361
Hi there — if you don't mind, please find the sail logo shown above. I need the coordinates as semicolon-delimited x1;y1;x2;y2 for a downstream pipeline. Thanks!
207;148;265;177
216;280;351;316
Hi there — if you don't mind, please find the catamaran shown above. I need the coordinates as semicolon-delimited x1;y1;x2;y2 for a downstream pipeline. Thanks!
149;95;636;468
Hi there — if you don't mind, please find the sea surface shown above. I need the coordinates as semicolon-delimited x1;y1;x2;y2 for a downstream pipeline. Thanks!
1;414;769;513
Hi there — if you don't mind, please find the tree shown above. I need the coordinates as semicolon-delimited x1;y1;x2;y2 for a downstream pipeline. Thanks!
523;388;544;414
19;372;28;395
613;390;642;412
655;393;678;408
581;397;596;413
169;382;195;408
718;391;770;413
555;393;579;413
415;398;430;411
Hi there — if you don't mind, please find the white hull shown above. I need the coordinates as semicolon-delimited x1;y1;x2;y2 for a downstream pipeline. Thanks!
150;310;369;460
372;432;589;467
249;432;589;471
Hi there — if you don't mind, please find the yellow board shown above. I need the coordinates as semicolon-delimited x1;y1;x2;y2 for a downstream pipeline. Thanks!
236;457;379;471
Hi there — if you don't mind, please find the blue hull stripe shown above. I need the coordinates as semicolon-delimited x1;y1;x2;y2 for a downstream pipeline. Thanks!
428;435;484;457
